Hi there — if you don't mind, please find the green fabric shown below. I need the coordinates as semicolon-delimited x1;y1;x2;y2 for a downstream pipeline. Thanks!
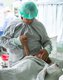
19;2;38;19
45;69;63;80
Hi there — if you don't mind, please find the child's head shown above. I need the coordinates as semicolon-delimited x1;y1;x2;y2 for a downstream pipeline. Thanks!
19;2;38;24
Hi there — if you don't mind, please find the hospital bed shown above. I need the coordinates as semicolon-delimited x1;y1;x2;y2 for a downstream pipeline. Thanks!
0;36;63;80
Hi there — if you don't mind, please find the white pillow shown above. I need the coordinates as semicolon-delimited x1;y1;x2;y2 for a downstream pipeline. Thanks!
47;63;60;74
59;75;63;80
57;41;63;52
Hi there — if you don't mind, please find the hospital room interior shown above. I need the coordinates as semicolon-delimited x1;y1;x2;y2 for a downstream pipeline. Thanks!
0;0;63;80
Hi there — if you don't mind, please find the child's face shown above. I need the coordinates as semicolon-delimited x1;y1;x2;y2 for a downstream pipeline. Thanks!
21;17;33;24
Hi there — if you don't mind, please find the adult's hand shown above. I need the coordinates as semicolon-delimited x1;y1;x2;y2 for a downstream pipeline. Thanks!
35;49;52;64
41;49;49;61
37;49;48;61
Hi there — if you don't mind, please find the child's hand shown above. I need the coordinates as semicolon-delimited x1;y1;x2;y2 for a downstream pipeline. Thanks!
19;35;28;46
19;35;29;56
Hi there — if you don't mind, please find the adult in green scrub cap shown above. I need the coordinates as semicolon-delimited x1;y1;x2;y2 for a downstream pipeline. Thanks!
0;1;52;66
19;2;38;19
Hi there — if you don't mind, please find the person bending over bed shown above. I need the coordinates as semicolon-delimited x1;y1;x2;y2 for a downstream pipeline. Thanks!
0;2;52;65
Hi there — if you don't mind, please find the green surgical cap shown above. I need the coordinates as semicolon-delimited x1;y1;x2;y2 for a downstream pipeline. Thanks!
19;2;38;19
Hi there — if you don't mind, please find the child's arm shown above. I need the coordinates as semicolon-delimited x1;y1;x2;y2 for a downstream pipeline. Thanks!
23;44;29;56
19;35;29;56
